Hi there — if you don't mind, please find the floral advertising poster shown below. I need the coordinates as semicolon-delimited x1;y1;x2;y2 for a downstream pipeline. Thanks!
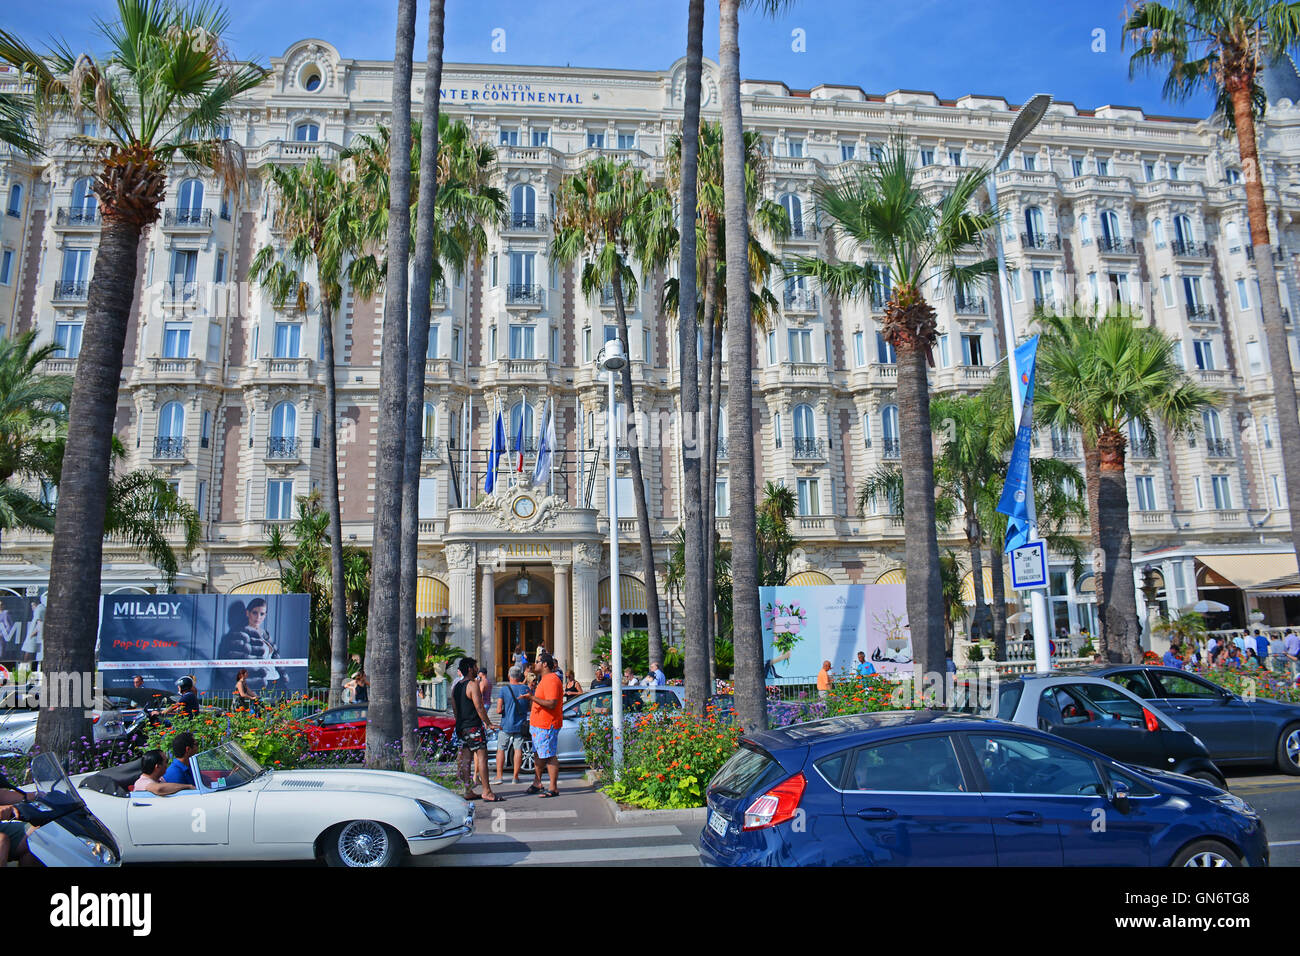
759;584;911;678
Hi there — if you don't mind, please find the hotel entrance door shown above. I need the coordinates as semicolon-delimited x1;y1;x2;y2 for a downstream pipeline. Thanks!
496;604;552;681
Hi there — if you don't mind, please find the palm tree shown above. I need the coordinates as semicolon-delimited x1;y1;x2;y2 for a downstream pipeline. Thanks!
0;83;38;156
0;2;267;757
1126;0;1300;579
553;156;675;670
788;136;998;686
756;480;798;586
1036;308;1219;663
365;0;417;770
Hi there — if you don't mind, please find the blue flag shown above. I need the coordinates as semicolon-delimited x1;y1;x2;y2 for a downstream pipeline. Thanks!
484;412;506;494
998;336;1040;553
531;401;555;487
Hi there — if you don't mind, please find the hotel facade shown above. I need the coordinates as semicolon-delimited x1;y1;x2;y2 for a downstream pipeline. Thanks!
2;40;1300;681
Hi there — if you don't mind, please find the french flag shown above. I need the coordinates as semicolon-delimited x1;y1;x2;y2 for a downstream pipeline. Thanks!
512;410;526;474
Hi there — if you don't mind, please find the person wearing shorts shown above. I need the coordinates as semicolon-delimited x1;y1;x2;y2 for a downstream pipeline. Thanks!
493;665;530;784
522;652;564;797
452;657;501;803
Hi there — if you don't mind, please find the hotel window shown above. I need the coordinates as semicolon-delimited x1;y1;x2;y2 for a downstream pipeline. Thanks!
1211;475;1232;510
510;184;536;227
489;325;497;361
250;325;259;361
787;328;812;363
840;143;856;162
1193;476;1204;510
715;478;730;517
294;122;319;142
780;193;803;234
1022;154;1036;171
1134;475;1158;511
853;331;866;367
1009;270;1023;302
1096;157;1110;175
617;131;636;149
39;480;57;509
498;128;519;147
509;324;535;359
1226;167;1242;184
1089;272;1100;304
0;250;13;285
773;412;783;448
163;322;191;358
876;332;896;364
1273;474;1284;508
1263;418;1274;447
201;410;212;448
604;324;618;344
274;323;301;358
196;480;207;521
551;327;561;362
54;321;83;358
1031;268;1053;306
1225;221;1242;252
643;326;653;364
426;323;440;359
1071;156;1084;177
937;333;950;368
796;478;820;516
1168;161;1180;180
1107;271;1130;306
949;149;963;166
531;128;550;147
868;144;884;162
214;250;227;283
1144;162;1156;181
920;149;935;166
549;260;560;289
7;184;22;216
1152;218;1166;248
1246;340;1264;375
1078;214;1092;245
961;334;984;367
490;253;498;287
452;327;462;363
169;249;197;298
266;480;294;520
509;251;535;290
313;412;321;448
861;411;872;449
62;247;93;286
1161;275;1175;308
1236;278;1250;311
1183;275;1205;310
787;138;804;158
583;327;591;363
766;329;778;365
418;477;439;520
587;131;605;149
219;191;231;220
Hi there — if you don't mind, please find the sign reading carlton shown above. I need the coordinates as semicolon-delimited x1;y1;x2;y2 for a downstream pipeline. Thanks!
97;594;309;694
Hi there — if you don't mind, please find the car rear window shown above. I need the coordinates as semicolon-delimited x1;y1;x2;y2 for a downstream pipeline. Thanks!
847;736;967;792
996;681;1023;720
709;744;782;798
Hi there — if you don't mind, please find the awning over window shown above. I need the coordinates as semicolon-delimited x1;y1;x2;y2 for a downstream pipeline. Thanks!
417;576;449;618
875;568;906;585
786;569;834;586
960;568;995;604
1196;553;1300;592
230;577;282;595
598;575;646;614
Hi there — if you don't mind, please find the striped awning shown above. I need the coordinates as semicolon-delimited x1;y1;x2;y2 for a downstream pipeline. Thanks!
786;569;834;586
875;568;906;585
960;568;995;604
417;576;449;618
230;578;283;595
598;575;647;614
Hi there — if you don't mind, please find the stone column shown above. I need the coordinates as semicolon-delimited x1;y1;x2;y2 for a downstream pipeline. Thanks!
553;563;571;676
446;543;477;652
571;541;600;684
479;565;496;677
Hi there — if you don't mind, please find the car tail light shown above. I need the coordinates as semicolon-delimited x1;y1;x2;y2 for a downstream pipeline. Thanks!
742;773;806;830
91;714;99;724
1143;708;1160;732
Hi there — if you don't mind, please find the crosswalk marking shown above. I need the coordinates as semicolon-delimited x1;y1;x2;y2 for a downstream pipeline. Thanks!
462;825;684;845
428;844;701;866
477;809;578;821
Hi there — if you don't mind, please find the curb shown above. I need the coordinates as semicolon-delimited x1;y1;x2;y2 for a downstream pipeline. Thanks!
595;791;708;825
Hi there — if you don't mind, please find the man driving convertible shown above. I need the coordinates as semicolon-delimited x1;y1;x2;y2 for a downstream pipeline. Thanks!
0;770;35;866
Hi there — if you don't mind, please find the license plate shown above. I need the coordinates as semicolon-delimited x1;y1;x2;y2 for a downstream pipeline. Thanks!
708;809;728;838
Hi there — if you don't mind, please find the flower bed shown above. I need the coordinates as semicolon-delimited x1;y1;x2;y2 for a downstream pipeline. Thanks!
1202;666;1300;704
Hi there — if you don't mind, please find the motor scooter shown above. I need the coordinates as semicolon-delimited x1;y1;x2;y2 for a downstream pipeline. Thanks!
1;751;120;866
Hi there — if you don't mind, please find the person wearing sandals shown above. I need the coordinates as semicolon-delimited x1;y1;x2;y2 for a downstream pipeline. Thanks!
452;657;502;803
522;652;564;797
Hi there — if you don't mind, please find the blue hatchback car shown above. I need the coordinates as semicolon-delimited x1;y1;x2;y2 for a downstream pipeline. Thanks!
699;712;1268;867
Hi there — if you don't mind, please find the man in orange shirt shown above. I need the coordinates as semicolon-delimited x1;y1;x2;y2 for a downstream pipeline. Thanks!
817;660;833;700
522;652;564;797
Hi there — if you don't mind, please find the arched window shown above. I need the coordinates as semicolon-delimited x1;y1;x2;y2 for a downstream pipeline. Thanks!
158;401;185;437
176;179;204;223
881;404;899;458
511;184;536;228
1225;221;1242;252
1202;408;1222;441
1100;209;1120;243
422;402;437;439
1078;213;1092;245
1174;215;1193;246
6;183;21;216
1152;218;1166;248
294;122;319;142
270;401;296;438
509;401;535;448
1023;206;1045;242
792;403;815;440
70;177;97;219
781;193;804;237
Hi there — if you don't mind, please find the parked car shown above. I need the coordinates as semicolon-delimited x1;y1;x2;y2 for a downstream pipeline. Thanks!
0;686;213;753
699;712;1268;867
553;685;685;765
961;673;1227;788
74;739;472;866
297;704;456;756
1091;664;1300;775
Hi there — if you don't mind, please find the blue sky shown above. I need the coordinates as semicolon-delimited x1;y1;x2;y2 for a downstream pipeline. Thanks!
9;0;1218;118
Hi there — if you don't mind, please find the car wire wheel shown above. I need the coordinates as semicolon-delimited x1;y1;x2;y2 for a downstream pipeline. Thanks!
335;821;395;867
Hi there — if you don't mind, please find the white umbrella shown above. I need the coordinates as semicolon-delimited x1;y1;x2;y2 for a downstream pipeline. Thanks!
1007;611;1033;624
1182;600;1230;614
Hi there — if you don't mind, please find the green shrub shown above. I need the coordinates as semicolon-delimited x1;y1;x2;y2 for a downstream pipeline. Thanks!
144;697;317;770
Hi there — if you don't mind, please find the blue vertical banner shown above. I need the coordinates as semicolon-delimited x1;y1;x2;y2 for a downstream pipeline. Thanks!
998;335;1040;552
484;411;506;494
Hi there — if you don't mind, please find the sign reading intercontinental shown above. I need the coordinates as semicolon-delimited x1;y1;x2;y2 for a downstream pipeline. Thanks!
439;82;584;104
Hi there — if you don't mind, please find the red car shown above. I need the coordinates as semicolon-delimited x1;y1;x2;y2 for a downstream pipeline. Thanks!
298;705;455;754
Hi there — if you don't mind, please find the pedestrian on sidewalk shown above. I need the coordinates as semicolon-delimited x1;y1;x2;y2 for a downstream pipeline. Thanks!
452;657;501;803
493;665;530;785
817;660;832;700
522;652;564;798
564;669;583;700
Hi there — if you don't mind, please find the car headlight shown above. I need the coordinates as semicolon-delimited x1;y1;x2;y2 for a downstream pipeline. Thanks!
1211;792;1257;818
417;799;452;825
79;836;118;866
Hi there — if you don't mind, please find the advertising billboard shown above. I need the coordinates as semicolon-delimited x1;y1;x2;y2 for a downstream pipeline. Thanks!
97;593;309;693
0;587;47;667
759;584;911;678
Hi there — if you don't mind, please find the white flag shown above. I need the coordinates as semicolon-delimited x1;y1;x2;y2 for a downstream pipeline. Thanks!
531;401;556;487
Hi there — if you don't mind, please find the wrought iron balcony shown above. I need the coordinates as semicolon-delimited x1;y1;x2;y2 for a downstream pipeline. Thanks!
163;208;212;228
1244;246;1285;262
1097;236;1137;254
1186;304;1216;323
881;438;901;460
422;438;442;458
153;436;188;459
788;220;819;240
1129;436;1158;459
869;293;891;311
55;206;100;226
1170;239;1211;257
506;283;544;305
954;297;987;315
431;281;447;305
599;285;636;307
1032;295;1055;311
783;288;819;311
1019;232;1061;250
1206;438;1233;458
266;437;300;459
507;212;550;231
792;437;825;459
53;280;88;301
716;437;727;458
1051;438;1081;458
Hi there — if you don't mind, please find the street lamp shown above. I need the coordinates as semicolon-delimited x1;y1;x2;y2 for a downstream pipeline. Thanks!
599;338;627;776
987;93;1053;673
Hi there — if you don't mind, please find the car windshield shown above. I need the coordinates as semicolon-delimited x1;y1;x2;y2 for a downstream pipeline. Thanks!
193;742;264;792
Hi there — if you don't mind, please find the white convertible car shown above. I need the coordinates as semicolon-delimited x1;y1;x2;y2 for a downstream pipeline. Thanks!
72;741;472;867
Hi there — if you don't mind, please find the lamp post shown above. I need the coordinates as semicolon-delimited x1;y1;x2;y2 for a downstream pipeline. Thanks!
599;339;627;776
987;93;1054;673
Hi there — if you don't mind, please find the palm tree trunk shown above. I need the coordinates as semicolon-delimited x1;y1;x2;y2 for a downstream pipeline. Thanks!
35;216;141;758
967;501;991;643
365;0;415;769
989;526;1008;659
1231;89;1300;578
1097;429;1139;663
707;315;724;675
397;0;445;763
1083;439;1112;660
719;0;765;731
699;227;719;659
895;333;945;690
321;297;349;710
678;0;708;715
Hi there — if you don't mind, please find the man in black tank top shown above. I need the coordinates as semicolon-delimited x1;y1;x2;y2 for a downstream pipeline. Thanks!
453;657;501;802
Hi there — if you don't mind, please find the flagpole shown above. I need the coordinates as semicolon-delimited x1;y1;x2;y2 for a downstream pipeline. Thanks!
549;397;555;499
